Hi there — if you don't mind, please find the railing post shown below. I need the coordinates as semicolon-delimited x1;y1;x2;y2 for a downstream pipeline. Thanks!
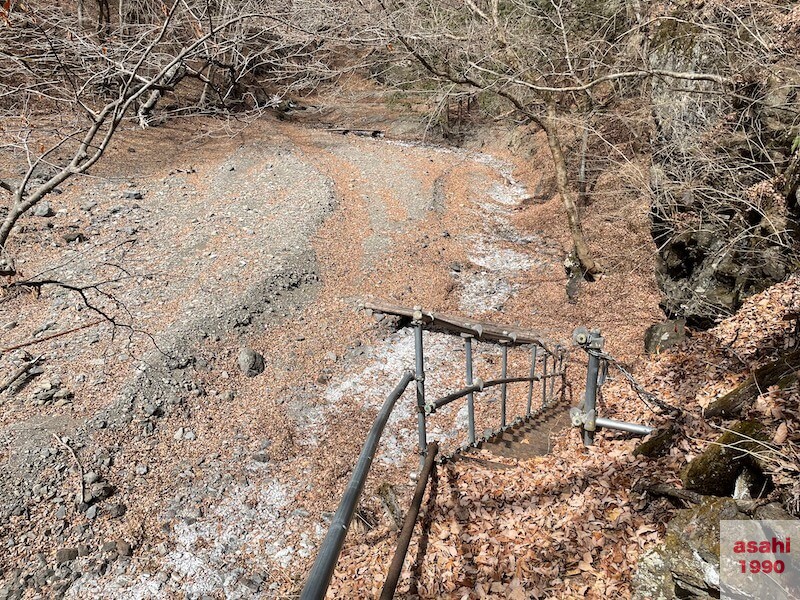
525;345;537;417
583;333;603;445
549;345;559;403
462;333;475;445
571;328;604;446
499;341;508;428
540;351;549;408
413;310;427;469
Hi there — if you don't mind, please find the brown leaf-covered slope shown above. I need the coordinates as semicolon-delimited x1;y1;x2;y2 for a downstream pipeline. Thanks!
330;275;800;599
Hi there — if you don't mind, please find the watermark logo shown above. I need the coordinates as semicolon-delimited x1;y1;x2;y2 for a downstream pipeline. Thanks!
721;520;800;599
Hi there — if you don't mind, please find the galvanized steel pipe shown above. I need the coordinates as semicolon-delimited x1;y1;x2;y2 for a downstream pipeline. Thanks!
300;371;415;600
414;321;427;468
463;334;475;445
595;417;654;436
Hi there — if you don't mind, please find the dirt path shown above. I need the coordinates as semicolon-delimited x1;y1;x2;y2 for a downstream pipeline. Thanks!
0;118;569;598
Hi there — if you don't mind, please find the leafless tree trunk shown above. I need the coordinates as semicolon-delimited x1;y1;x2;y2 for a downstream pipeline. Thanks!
544;103;598;275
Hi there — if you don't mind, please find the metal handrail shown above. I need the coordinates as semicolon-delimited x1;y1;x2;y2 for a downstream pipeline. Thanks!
300;371;415;600
426;375;548;413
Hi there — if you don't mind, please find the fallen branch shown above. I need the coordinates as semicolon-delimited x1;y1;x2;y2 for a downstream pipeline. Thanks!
0;354;43;395
704;349;800;418
633;480;705;505
53;433;85;505
634;479;770;514
0;320;102;356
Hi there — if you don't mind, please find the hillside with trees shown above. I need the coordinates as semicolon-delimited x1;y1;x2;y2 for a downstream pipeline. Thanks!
0;0;799;598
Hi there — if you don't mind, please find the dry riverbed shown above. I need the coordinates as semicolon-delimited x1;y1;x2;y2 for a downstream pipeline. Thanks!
0;116;608;598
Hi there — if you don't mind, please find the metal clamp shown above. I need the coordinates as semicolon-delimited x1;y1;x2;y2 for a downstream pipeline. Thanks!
569;406;596;431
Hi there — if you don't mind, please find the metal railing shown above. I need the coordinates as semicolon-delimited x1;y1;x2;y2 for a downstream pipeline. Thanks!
569;327;655;444
300;371;415;599
301;305;567;599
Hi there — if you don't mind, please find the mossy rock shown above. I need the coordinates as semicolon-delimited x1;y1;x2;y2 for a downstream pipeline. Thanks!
681;421;768;496
632;497;747;599
634;426;677;458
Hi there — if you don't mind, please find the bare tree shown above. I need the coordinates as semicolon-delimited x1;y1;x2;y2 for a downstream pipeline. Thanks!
0;0;350;266
355;0;795;280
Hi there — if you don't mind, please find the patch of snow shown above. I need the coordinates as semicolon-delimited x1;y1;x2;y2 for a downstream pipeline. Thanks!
458;272;515;314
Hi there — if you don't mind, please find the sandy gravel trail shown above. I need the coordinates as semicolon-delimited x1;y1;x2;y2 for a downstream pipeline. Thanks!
0;119;562;599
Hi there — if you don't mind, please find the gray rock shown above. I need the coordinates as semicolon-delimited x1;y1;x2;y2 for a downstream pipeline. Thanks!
237;348;265;377
252;452;269;463
123;190;143;200
107;503;126;518
644;319;687;354
632;497;746;599
32;202;54;217
89;481;114;501
135;464;149;476
85;506;98;520
116;540;132;557
55;548;78;564
100;541;117;554
62;231;87;243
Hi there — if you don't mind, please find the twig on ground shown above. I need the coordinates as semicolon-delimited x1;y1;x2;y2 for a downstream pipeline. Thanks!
0;354;43;395
0;320;102;356
52;433;85;505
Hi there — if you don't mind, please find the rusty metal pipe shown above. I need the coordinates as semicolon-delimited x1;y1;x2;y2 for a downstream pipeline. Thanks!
379;441;439;600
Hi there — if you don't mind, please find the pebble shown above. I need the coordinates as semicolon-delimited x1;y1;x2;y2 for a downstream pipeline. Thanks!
33;202;54;217
237;348;265;377
135;465;149;476
251;452;269;463
85;506;98;520
116;540;132;557
55;548;78;564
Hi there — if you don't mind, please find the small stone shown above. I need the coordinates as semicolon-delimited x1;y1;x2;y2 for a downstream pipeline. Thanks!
63;231;87;243
237;348;265;377
33;202;54;217
85;506;98;520
251;452;269;463
2;321;17;331
83;472;100;485
55;548;78;563
89;481;114;501
135;464;149;476
81;201;97;212
183;430;196;441
123;190;143;200
77;544;91;557
107;503;126;518
101;541;117;554
173;427;185;440
55;506;66;519
116;540;132;557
